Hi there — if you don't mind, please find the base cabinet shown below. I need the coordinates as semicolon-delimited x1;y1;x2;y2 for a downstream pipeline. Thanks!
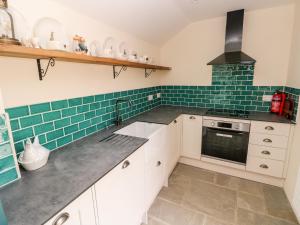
95;146;145;225
145;126;167;210
165;117;182;177
44;188;96;225
182;115;202;159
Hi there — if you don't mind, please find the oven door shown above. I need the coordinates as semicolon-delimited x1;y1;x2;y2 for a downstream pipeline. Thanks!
202;127;249;164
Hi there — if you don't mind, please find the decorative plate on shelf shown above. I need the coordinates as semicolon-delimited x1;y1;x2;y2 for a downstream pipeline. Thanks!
33;17;69;51
102;36;116;58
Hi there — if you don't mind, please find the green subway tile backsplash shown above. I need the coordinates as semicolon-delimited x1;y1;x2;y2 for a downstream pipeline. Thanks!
30;103;51;114
6;86;161;155
6;106;29;119
0;168;18;187
0;156;15;172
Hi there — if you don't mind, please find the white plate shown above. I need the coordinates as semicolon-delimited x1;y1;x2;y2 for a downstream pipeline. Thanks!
33;17;69;50
89;40;102;57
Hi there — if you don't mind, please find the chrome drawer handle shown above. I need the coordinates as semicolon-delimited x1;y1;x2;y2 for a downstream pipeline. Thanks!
265;126;274;131
260;164;269;169
263;138;272;143
53;213;70;225
157;161;162;167
261;151;271;155
189;116;196;120
122;160;130;169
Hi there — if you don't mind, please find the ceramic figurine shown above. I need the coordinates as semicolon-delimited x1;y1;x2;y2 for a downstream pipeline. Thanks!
73;35;88;54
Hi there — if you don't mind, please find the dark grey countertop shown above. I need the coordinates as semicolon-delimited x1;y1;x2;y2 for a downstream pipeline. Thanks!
135;105;294;124
0;105;294;225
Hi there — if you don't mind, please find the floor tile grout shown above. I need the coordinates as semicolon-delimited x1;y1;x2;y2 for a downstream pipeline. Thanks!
147;163;299;225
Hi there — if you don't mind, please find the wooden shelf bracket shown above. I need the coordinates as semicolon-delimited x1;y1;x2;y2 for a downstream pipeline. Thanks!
37;58;55;81
113;65;127;79
145;68;156;78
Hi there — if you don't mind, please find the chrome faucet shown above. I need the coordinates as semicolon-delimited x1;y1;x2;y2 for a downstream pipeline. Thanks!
114;98;133;126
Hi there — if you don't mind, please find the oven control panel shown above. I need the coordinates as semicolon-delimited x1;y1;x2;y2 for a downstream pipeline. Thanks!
203;119;250;132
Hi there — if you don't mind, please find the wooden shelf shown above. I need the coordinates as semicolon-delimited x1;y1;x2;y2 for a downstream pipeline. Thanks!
0;45;171;70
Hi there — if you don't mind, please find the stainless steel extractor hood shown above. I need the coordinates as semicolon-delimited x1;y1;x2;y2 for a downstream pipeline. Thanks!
207;9;256;65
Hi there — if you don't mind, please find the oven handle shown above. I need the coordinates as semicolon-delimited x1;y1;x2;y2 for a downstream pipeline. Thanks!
216;133;233;138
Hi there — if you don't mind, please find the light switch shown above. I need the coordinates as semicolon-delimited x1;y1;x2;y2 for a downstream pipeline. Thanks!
148;95;153;101
157;93;161;98
263;95;273;102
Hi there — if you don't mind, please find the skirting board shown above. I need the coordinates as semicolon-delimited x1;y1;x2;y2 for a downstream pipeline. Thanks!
179;157;285;187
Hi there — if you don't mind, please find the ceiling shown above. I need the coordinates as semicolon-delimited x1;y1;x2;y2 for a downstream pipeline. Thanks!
53;0;295;46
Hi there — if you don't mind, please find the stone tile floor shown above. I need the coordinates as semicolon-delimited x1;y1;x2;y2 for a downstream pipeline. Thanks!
145;163;299;225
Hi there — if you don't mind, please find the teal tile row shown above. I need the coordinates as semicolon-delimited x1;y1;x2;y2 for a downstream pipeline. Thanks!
0;167;18;187
212;64;254;86
6;86;161;155
160;85;284;112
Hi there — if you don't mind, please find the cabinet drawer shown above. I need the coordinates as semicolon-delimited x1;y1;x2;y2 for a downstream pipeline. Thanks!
249;133;288;149
246;156;284;178
251;121;290;136
248;144;286;161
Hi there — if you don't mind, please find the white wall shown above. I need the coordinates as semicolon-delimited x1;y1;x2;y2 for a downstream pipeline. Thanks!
0;0;164;108
160;5;295;86
284;1;300;221
287;1;300;88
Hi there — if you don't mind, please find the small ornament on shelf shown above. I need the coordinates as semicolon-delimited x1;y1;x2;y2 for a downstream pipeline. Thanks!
72;35;88;54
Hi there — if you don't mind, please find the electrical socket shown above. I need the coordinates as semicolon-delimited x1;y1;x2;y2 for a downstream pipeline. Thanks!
148;95;153;101
157;93;161;98
263;95;273;102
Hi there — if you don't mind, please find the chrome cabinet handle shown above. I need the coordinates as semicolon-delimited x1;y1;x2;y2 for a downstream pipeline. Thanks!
122;160;130;169
157;161;162;167
189;116;196;120
263;138;272;143
53;213;70;225
174;120;177;124
261;150;271;155
259;164;269;169
265;126;274;131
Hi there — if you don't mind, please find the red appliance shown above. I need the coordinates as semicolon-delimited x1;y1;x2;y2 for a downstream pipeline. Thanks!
271;91;286;115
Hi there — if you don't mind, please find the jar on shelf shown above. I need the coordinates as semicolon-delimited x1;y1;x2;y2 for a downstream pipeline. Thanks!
0;0;21;45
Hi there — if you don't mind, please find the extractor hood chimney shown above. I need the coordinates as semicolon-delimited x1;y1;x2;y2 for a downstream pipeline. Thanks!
207;9;256;65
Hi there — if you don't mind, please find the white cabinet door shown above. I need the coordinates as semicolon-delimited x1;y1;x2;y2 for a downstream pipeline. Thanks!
182;115;202;159
166;116;182;177
145;126;167;210
95;147;145;225
44;188;96;225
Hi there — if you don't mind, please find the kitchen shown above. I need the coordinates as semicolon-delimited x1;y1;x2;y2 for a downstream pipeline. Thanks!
0;0;300;225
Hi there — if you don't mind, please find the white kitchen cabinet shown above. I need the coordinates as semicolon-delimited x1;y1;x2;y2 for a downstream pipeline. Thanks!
251;121;290;136
182;115;202;159
95;146;145;225
166;116;182;177
246;121;291;178
44;187;96;225
246;156;285;178
144;126;167;210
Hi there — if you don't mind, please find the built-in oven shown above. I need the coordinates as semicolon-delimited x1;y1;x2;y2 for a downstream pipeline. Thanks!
202;118;250;165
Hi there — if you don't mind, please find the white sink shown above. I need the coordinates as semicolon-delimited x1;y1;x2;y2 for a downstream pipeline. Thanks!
114;122;166;139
